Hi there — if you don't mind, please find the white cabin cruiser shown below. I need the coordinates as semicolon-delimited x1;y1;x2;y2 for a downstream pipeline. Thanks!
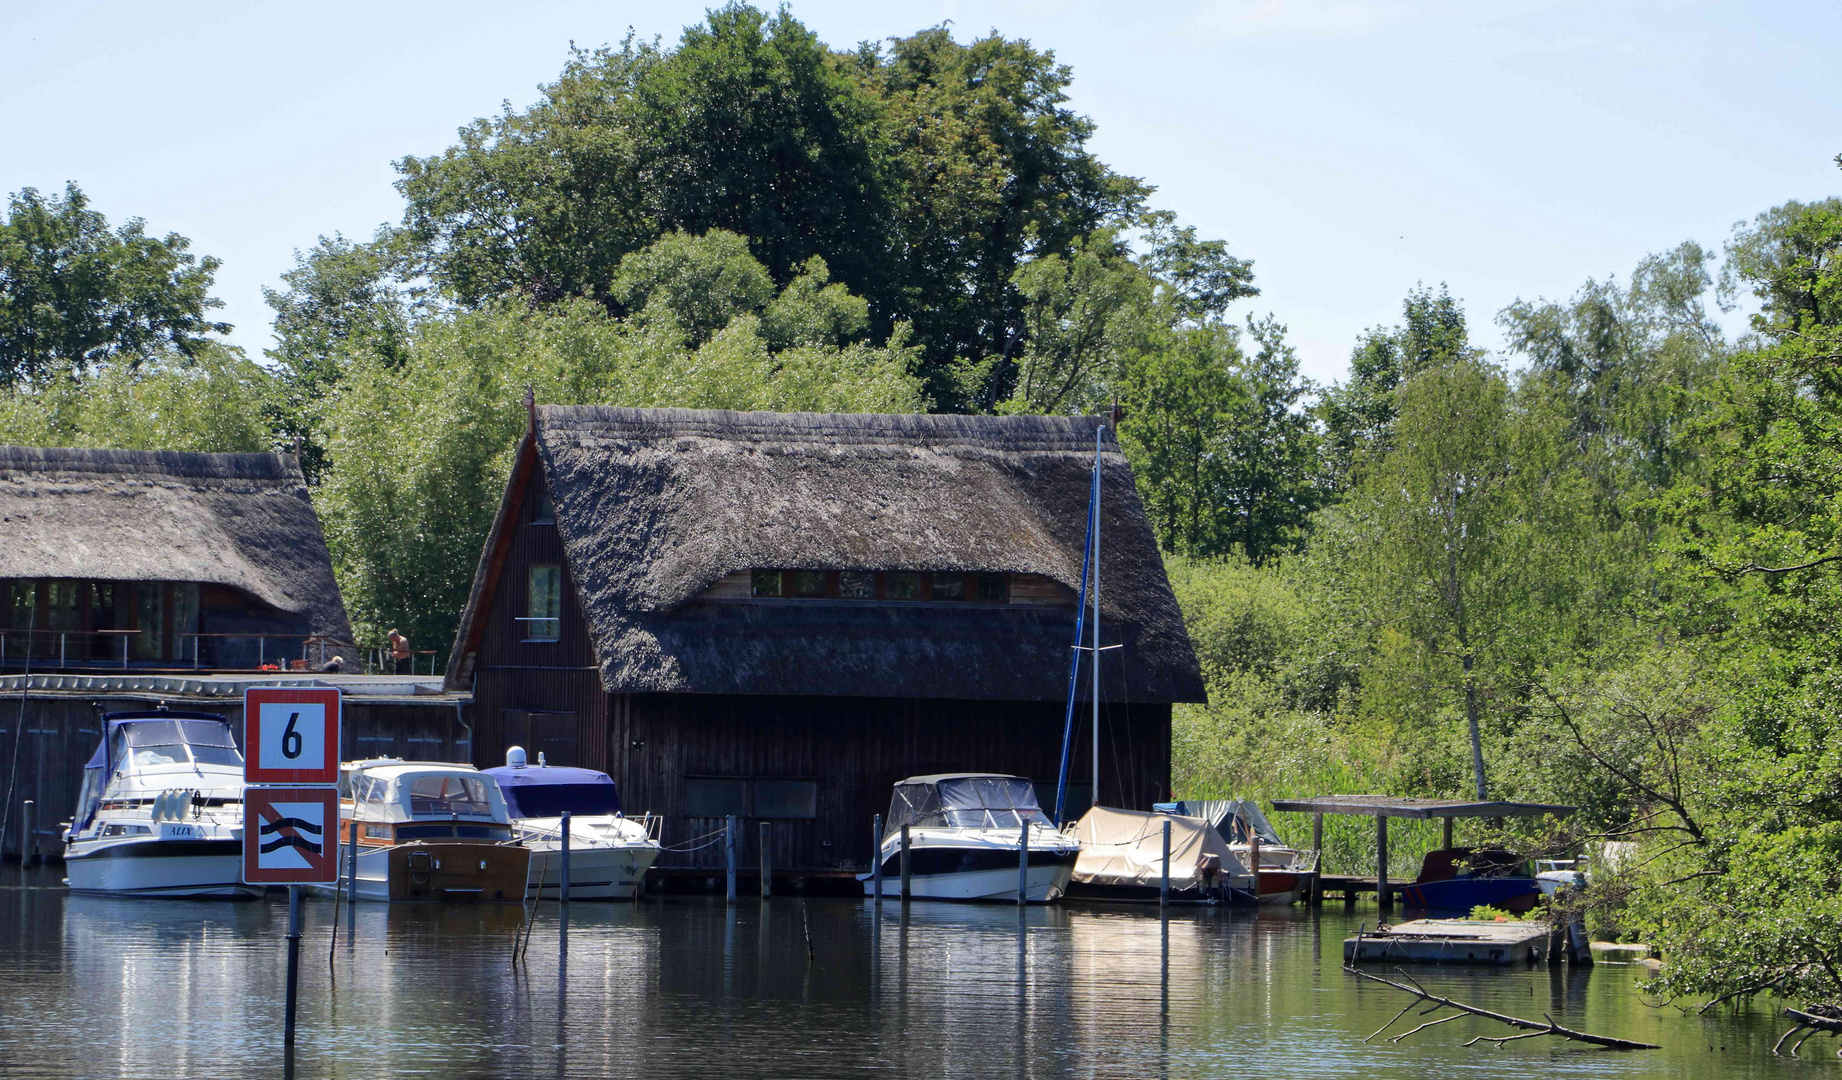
861;774;1081;902
64;711;260;899
483;747;661;900
311;760;530;903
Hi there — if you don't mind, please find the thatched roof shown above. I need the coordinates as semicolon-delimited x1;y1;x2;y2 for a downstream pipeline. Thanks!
0;446;354;647
449;407;1205;703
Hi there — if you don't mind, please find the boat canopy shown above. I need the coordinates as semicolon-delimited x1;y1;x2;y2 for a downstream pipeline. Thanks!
1069;806;1249;891
1156;799;1285;847
884;774;1049;838
75;712;237;831
344;764;511;824
481;765;623;819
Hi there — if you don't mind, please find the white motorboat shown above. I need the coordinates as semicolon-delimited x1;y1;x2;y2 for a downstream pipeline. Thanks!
860;774;1081;902
483;747;661;900
63;710;260;899
310;759;530;903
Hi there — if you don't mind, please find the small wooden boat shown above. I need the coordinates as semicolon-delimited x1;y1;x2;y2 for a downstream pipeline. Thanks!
311;760;530;903
1398;848;1541;912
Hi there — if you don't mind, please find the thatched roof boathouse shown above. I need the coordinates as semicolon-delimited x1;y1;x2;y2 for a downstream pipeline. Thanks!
0;446;356;672
448;406;1205;886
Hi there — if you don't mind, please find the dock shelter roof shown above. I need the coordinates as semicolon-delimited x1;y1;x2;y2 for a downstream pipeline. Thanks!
1268;796;1575;819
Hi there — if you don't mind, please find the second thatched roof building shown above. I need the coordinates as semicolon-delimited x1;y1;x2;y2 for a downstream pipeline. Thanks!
447;405;1205;884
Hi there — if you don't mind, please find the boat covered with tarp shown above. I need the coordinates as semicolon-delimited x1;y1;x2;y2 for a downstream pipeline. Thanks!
1157;798;1318;904
1064;806;1253;903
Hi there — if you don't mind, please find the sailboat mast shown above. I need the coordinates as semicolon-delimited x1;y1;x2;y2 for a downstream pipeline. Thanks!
1091;426;1103;811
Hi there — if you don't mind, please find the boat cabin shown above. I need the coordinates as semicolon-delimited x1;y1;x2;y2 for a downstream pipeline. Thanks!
482;764;625;821
339;762;516;846
883;774;1053;837
0;445;355;673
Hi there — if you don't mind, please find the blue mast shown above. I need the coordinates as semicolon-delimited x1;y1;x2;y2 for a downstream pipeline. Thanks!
1053;425;1103;825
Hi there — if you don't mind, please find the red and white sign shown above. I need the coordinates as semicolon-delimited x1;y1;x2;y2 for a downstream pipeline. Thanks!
244;686;341;785
243;786;340;884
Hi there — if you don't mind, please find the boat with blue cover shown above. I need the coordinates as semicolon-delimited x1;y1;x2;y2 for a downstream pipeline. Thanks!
1398;847;1542;913
483;747;661;900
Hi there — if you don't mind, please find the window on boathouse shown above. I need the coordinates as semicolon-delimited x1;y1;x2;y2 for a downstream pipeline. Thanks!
525;565;561;641
682;776;819;820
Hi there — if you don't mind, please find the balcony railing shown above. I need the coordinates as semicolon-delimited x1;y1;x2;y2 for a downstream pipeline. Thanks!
0;629;368;674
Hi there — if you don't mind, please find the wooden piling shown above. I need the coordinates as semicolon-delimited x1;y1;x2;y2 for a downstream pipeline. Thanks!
1160;818;1171;907
1442;815;1453;849
1017;820;1029;906
759;820;772;898
1310;812;1325;907
19;800;33;865
899;823;912;901
1376;815;1391;910
872;814;884;901
725;815;737;902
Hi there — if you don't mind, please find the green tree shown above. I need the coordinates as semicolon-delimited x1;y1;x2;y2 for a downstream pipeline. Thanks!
0;183;230;388
0;343;272;453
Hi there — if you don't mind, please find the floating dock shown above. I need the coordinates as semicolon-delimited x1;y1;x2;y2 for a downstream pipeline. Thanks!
1344;919;1563;966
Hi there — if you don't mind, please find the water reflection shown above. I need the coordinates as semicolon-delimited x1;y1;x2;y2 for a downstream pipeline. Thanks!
0;865;1806;1079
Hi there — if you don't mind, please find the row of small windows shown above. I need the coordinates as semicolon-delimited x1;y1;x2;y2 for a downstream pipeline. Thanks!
683;776;819;819
750;570;1009;603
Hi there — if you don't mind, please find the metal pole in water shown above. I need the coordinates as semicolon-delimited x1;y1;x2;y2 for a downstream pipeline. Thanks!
1160;818;1171;908
758;820;771;898
345;822;358;923
725;815;737;903
20;800;33;865
872;814;883;902
899;823;912;902
560;811;570;949
284;885;302;1045
1017;819;1029;906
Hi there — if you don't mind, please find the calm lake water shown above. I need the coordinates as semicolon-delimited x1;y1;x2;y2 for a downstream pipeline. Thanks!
0;863;1821;1079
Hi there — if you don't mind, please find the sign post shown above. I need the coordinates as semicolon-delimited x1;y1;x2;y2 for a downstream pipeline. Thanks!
242;686;341;1051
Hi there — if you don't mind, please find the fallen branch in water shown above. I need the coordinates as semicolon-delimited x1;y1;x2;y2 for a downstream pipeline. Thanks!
1348;965;1661;1051
1774;1007;1842;1057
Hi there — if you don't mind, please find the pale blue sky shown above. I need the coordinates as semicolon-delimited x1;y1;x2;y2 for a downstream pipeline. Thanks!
5;0;1838;384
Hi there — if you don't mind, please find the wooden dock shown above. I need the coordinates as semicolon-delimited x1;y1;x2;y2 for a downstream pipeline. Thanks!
1344;918;1563;966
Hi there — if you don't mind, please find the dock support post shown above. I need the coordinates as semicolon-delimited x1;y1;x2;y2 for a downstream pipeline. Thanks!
345;822;358;926
1018;820;1029;906
899;823;912;902
1442;815;1453;850
560;811;571;942
1310;812;1324;907
284;885;302;1046
1376;815;1391;910
759;821;771;898
872;814;883;901
1249;829;1261;904
1160;818;1172;907
725;815;737;903
19;800;33;865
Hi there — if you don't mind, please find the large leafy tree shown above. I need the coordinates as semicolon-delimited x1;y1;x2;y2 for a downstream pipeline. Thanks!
0;182;230;388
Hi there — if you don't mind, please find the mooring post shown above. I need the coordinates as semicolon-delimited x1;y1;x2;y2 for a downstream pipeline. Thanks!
559;811;571;950
1310;812;1325;907
284;885;302;1046
1442;815;1454;850
899;823;912;902
345;822;358;922
872;814;884;902
759;820;772;898
1376;815;1390;911
1160;818;1172;907
725;815;737;903
1017;819;1029;906
1249;829;1261;904
20;800;33;865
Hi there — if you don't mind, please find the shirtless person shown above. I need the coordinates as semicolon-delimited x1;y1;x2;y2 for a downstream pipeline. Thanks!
388;628;412;675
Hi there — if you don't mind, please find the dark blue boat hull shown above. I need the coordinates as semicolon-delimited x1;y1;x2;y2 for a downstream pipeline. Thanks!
1399;876;1540;912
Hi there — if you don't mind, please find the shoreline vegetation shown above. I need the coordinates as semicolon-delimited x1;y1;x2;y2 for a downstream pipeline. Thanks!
3;2;1839;1035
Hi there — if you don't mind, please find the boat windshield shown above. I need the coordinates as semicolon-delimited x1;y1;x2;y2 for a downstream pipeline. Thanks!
407;775;494;818
108;719;243;771
885;776;1049;836
502;783;621;819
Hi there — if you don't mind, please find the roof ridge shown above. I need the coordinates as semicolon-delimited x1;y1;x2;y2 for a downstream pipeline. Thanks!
0;445;301;483
536;405;1116;452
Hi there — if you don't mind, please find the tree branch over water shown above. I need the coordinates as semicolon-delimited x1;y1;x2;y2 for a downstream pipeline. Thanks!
1348;965;1661;1051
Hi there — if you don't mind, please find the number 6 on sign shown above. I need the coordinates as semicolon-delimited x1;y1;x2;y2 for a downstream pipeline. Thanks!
244;687;342;785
